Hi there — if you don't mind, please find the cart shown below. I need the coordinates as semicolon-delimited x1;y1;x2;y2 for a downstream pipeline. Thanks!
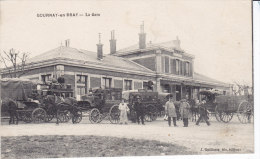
78;88;122;124
122;89;160;122
40;84;83;124
1;78;46;123
215;94;253;124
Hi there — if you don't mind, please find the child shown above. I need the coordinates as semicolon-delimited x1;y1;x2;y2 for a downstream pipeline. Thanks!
119;98;130;124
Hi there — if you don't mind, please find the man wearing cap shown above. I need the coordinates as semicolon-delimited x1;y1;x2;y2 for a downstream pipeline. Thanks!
165;95;178;127
133;95;145;125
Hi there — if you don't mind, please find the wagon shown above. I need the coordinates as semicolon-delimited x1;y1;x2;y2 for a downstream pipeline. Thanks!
199;90;253;124
198;90;222;122
215;95;253;124
78;88;122;124
1;78;46;123
122;89;161;122
39;83;83;124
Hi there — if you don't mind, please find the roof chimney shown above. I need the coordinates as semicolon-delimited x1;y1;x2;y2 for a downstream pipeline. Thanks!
65;39;70;47
110;30;116;54
139;21;146;49
97;33;103;60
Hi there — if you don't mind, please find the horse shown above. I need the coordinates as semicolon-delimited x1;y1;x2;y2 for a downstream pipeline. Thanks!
42;95;80;124
1;98;19;125
188;99;199;122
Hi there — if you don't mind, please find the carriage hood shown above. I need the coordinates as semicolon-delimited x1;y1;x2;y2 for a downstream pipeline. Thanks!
1;78;36;101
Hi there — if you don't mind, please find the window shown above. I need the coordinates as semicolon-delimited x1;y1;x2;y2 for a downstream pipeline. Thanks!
77;75;87;83
171;59;176;74
161;56;165;73
76;75;88;96
41;74;52;83
176;59;180;75
102;77;112;88
77;86;86;96
143;81;148;90
165;56;169;73
124;80;132;90
56;65;64;77
185;62;190;76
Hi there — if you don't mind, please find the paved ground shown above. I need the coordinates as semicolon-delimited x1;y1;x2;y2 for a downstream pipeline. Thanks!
0;115;254;155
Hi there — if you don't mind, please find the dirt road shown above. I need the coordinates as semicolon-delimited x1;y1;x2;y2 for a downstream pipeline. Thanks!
0;117;254;154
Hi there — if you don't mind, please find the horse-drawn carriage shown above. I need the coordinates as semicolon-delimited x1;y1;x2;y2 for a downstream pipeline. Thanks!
122;89;165;122
199;90;253;124
39;86;83;124
215;94;253;123
79;88;122;124
1;78;83;124
1;78;45;124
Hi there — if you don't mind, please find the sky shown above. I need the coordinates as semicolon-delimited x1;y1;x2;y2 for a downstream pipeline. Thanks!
0;0;253;85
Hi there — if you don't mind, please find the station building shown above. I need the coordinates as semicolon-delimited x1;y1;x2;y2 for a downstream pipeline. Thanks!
1;24;231;100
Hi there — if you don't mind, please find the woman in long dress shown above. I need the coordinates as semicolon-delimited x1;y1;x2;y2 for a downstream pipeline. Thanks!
119;99;130;124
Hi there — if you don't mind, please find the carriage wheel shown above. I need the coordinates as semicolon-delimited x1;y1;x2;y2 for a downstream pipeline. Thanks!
32;108;46;123
57;109;72;123
21;111;33;123
214;105;222;122
109;105;120;124
145;105;158;122
89;108;101;124
72;107;82;124
237;101;253;124
219;111;233;123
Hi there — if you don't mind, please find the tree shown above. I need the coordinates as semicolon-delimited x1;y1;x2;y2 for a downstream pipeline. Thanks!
231;81;252;96
0;48;29;78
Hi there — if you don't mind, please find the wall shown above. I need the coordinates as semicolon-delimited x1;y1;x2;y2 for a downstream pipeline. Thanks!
64;65;155;81
1;66;54;78
132;56;156;71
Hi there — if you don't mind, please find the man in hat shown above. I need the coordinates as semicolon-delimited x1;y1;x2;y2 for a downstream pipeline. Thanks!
196;100;210;126
180;98;191;127
134;95;145;125
165;94;178;127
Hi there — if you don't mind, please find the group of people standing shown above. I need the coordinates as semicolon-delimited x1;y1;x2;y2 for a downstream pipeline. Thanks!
164;95;191;127
118;95;145;125
118;94;211;127
165;94;210;127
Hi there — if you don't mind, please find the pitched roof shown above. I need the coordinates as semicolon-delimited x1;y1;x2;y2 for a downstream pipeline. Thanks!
116;40;182;54
26;46;154;73
193;72;229;87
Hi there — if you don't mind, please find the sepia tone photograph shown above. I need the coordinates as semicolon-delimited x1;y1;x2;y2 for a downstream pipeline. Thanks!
0;0;258;159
